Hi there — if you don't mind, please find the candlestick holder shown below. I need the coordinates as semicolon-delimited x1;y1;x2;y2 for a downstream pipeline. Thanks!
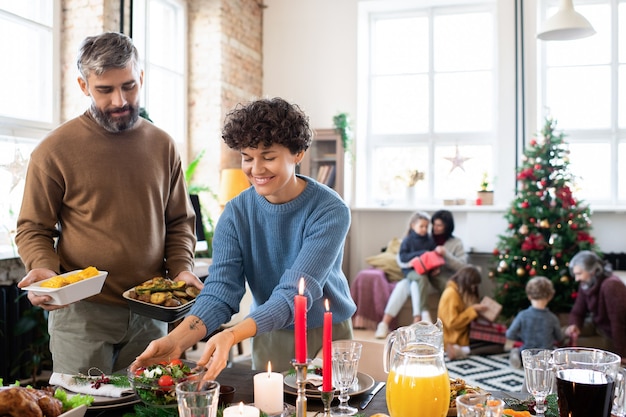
318;386;335;417
291;359;311;417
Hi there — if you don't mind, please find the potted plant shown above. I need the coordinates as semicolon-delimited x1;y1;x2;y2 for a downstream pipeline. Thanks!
185;150;218;258
477;172;494;205
12;294;52;386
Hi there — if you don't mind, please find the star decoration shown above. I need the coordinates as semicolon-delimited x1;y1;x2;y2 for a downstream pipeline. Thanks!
444;145;471;173
1;148;29;191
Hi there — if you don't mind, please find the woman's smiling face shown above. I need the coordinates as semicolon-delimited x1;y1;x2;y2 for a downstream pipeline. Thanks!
240;144;304;204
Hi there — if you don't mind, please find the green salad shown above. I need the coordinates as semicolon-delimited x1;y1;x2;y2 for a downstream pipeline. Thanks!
130;359;201;406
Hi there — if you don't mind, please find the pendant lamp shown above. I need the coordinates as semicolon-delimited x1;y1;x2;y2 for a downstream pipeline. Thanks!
537;0;595;41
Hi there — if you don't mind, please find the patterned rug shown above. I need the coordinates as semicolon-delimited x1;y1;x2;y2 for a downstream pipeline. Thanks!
446;352;525;392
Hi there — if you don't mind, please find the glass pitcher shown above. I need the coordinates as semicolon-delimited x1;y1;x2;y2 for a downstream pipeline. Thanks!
383;319;450;417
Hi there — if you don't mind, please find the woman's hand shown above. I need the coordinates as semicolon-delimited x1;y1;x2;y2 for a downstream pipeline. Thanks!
435;245;446;256
196;330;236;380
17;268;66;311
131;334;187;372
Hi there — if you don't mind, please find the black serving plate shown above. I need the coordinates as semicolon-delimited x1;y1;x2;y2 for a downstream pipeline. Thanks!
122;289;195;322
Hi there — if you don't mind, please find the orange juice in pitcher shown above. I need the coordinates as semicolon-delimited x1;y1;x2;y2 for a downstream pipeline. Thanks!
384;320;450;417
387;365;450;417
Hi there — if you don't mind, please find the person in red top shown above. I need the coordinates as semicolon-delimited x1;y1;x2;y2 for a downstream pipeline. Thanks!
565;250;626;364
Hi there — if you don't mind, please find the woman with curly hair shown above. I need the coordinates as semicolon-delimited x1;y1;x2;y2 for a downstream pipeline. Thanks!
134;97;356;378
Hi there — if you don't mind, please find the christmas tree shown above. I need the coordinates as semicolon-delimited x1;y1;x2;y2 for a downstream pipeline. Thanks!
491;117;599;320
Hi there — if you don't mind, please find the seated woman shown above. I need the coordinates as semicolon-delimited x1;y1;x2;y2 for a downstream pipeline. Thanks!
374;209;468;338
438;265;487;360
565;250;626;365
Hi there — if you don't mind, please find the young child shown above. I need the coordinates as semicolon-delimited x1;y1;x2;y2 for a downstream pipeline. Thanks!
438;265;488;360
375;211;436;338
505;276;564;368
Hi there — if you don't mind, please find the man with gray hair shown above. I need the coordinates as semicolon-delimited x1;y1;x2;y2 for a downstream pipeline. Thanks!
16;32;202;374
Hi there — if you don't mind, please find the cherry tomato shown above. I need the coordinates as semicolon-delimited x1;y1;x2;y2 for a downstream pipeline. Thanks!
134;368;145;377
158;375;175;387
170;359;183;367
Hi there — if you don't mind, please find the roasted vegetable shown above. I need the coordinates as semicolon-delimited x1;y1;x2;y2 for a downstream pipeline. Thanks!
130;278;198;307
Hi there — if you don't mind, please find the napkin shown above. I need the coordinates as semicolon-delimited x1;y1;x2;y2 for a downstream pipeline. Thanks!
49;372;133;398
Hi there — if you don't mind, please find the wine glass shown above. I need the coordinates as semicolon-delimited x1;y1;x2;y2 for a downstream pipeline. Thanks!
521;349;554;416
330;340;362;416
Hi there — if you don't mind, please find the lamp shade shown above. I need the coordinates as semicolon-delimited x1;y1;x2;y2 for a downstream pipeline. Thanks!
537;0;595;41
218;168;250;206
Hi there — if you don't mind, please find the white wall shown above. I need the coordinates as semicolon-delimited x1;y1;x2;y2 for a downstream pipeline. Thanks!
262;0;626;280
262;0;358;129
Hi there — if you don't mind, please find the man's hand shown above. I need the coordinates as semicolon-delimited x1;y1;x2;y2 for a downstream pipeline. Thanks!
17;268;67;311
174;270;204;290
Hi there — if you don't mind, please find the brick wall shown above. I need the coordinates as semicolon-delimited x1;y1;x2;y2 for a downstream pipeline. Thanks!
59;0;263;185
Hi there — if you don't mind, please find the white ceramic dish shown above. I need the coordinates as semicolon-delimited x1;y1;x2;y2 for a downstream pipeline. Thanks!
22;270;108;305
0;388;87;417
60;404;88;417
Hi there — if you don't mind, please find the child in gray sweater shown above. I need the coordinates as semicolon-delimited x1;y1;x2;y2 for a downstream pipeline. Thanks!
505;276;564;368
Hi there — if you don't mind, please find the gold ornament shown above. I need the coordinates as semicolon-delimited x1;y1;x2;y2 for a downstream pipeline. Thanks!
516;267;525;277
560;275;569;283
539;219;550;228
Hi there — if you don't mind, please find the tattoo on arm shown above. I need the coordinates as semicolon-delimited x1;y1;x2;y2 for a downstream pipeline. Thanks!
188;318;203;331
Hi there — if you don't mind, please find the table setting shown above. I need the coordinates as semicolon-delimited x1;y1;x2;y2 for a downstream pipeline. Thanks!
26;276;626;417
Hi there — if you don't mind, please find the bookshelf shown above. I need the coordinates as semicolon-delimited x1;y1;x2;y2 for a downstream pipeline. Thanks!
300;128;344;198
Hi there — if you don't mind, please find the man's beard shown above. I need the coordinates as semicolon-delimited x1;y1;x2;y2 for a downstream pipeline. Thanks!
90;103;140;133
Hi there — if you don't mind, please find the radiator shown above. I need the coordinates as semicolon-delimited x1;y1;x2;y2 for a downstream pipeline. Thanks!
0;284;40;381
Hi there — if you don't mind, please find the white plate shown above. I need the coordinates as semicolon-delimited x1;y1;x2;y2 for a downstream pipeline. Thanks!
21;270;108;305
0;388;87;417
66;390;140;410
60;404;88;417
283;371;375;399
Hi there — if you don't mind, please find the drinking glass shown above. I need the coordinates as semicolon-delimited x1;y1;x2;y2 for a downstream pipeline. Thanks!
456;393;505;417
331;340;362;416
612;367;626;417
552;347;621;417
521;349;554;416
176;380;220;417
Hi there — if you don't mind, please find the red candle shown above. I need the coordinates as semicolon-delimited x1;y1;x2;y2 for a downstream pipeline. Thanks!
294;278;307;363
322;299;332;391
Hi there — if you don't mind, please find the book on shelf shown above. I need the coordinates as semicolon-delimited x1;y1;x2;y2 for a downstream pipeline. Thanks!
316;164;329;183
325;165;336;188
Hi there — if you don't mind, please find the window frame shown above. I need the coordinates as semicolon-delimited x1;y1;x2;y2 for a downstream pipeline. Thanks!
356;0;516;209
0;1;59;257
132;0;188;155
534;0;626;207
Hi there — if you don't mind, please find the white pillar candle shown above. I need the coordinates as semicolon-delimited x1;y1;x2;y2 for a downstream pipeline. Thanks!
253;362;284;414
223;402;260;417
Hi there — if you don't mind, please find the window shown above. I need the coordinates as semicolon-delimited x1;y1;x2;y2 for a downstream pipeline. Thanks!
537;0;626;205
132;0;187;150
357;1;501;207
0;1;56;256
